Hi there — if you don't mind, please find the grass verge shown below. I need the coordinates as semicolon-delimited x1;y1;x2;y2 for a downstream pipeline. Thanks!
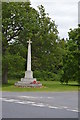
2;79;79;92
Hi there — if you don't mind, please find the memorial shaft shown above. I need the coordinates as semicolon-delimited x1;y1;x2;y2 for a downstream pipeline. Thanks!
27;40;32;71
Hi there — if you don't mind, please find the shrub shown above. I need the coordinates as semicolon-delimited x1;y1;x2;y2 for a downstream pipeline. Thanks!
34;70;60;81
8;71;25;79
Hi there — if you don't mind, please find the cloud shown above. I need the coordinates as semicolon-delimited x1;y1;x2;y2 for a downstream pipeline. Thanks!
30;0;79;39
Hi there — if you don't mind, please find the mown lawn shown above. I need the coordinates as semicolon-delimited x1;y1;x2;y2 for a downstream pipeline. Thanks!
2;79;79;92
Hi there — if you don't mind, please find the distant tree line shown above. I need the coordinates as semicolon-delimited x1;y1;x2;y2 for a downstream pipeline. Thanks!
2;2;80;84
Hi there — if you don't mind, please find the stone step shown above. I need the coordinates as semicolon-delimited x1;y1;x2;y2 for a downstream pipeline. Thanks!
21;78;36;82
15;82;42;87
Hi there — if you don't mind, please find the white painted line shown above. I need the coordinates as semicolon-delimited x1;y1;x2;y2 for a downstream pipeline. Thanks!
1;97;79;113
15;101;25;104
32;103;45;107
3;99;16;102
71;110;78;112
2;99;12;102
12;100;35;104
18;96;53;99
26;101;35;104
2;98;20;102
63;106;68;109
19;96;37;99
67;109;78;112
48;106;59;109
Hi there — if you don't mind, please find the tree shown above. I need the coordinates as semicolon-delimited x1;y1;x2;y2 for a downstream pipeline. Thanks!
61;26;80;84
2;2;62;83
2;2;33;83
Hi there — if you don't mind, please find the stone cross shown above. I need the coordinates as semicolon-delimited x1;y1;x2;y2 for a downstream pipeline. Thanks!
27;39;32;71
15;39;42;87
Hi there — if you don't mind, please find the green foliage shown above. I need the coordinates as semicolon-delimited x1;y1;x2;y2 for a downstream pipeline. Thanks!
34;70;62;81
8;71;25;79
2;2;63;83
60;27;80;84
2;2;79;85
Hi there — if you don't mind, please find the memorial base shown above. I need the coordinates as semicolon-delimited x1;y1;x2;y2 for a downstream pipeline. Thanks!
15;82;42;88
15;71;42;87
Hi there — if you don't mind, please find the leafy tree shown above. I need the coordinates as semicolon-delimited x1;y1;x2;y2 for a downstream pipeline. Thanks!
2;2;62;84
2;2;33;83
61;26;80;84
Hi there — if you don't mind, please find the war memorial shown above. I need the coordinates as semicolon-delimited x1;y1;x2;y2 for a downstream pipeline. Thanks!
15;39;42;87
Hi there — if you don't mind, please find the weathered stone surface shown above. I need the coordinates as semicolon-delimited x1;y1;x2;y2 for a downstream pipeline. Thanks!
15;82;42;87
24;71;33;78
21;78;36;82
15;39;42;88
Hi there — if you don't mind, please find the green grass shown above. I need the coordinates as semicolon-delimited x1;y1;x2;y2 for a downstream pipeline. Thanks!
2;79;79;92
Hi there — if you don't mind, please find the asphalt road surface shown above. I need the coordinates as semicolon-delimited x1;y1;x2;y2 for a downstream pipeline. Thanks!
1;92;78;118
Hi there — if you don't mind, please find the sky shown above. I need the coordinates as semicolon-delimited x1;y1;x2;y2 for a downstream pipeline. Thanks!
30;0;79;39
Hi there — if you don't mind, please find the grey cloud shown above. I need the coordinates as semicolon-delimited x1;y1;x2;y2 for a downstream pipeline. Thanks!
31;0;79;39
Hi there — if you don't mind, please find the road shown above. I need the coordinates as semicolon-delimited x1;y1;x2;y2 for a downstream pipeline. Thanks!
1;92;78;118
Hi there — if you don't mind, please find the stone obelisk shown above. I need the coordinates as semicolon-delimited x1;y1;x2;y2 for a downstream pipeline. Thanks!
24;39;34;80
27;39;32;71
15;39;42;87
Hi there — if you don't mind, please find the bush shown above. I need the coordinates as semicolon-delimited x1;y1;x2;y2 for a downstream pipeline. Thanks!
34;70;60;81
8;71;25;79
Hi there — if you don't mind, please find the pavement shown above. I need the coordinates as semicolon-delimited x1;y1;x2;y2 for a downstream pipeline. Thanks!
1;91;78;118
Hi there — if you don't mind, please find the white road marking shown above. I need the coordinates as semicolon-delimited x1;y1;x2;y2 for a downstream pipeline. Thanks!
19;96;36;99
18;96;54;99
62;106;68;109
71;110;78;112
3;99;16;102
1;97;78;113
32;103;45;107
15;101;25;104
3;99;13;102
26;101;35;104
2;98;19;102
48;106;59;109
66;109;78;112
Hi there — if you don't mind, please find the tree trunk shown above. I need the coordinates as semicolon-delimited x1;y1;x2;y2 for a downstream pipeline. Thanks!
2;65;8;84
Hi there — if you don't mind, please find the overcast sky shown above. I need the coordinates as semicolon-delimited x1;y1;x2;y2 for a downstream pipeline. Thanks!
30;0;79;39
